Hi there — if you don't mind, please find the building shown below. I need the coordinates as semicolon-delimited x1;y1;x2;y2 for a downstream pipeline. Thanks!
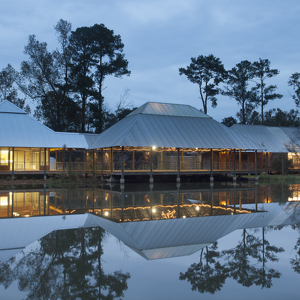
0;100;97;177
5;100;299;182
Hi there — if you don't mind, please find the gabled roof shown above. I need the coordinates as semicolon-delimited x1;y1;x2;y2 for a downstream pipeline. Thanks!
89;102;261;150
231;124;288;153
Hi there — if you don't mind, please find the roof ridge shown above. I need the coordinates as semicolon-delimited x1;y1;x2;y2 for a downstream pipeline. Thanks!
88;114;140;148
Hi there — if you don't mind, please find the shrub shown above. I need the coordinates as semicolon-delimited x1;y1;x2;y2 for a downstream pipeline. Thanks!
271;153;293;175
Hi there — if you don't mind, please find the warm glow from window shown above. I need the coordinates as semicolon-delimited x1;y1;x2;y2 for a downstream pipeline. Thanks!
152;208;156;213
0;150;9;165
152;146;156;150
0;197;8;206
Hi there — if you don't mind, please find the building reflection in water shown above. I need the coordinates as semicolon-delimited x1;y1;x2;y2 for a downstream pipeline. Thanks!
1;182;300;298
0;182;276;220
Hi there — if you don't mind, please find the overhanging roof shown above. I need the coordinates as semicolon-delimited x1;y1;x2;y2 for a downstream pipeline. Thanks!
89;102;262;150
0;101;97;149
231;124;288;153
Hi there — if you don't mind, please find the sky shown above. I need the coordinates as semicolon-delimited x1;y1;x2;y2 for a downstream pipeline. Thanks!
1;0;300;122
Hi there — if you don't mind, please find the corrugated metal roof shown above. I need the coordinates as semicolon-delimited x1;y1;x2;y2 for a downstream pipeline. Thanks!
89;202;300;260
277;127;300;151
0;100;26;114
0;214;96;261
128;102;211;118
0;100;90;148
90;112;262;150
266;127;293;149
231;124;288;153
1;202;299;261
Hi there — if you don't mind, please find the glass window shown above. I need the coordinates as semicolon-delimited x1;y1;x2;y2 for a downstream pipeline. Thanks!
0;149;9;166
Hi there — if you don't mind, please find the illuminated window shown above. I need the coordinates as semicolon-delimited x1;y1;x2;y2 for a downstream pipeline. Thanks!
0;150;9;166
0;196;8;206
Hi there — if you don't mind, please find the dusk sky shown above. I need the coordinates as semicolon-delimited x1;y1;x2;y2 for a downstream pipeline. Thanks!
1;0;300;122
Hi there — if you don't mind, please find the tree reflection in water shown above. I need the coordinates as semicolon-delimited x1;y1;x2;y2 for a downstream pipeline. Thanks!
290;224;300;274
179;242;229;294
180;227;284;294
0;227;130;300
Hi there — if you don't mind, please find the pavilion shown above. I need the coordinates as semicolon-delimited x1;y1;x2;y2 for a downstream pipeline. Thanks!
89;102;263;183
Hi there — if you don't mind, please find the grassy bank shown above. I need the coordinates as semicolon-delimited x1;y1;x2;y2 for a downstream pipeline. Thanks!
258;173;300;183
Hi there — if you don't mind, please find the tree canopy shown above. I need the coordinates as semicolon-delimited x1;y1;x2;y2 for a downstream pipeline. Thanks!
17;19;130;133
252;58;282;123
179;54;227;114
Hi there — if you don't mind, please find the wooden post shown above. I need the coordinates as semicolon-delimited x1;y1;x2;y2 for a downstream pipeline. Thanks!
239;149;241;171
110;147;113;178
93;149;95;176
101;149;104;180
69;148;72;171
120;146;125;184
161;150;163;170
210;149;213;182
132;150;135;170
62;148;65;172
150;148;153;183
12;147;14;178
177;148;180;183
255;150;258;180
266;152;269;174
44;148;47;180
233;149;236;182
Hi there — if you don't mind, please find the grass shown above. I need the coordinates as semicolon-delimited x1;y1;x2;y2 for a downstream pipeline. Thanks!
258;173;300;183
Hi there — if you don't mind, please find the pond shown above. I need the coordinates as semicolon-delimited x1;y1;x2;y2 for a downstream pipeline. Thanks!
0;181;300;299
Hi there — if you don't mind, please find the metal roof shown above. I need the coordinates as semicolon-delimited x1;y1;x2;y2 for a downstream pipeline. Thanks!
0;202;299;261
0;100;26;114
276;127;300;151
128;102;211;118
0;100;92;149
86;202;300;260
90;103;262;150
231;124;288;153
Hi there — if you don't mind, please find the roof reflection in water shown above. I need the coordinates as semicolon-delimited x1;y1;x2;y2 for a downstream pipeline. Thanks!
1;182;300;262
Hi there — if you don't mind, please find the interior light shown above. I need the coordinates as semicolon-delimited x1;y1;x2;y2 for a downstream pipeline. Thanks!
152;208;156;213
183;215;186;219
196;206;200;211
152;146;156;150
104;211;109;216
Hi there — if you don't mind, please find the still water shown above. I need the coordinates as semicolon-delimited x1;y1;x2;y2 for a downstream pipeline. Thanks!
0;181;300;299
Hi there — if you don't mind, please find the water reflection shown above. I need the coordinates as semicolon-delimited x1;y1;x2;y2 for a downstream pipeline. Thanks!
0;227;130;299
1;182;300;299
179;227;285;294
1;182;296;220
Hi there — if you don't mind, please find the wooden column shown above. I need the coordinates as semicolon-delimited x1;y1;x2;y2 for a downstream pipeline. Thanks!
44;148;47;180
233;149;236;181
69;149;72;171
12;147;14;178
266;152;269;174
239;149;241;171
101;149;104;180
132;150;135;170
150;148;153;183
120;146;125;184
110;147;113;181
255;150;258;180
177;148;180;183
210;149;213;182
161;150;163;170
62;148;65;172
92;149;95;176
